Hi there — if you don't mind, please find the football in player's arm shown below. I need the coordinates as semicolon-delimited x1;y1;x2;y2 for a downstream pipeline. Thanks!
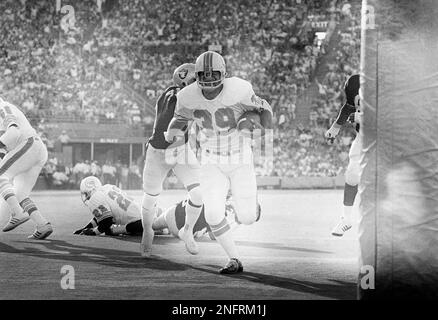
165;82;273;144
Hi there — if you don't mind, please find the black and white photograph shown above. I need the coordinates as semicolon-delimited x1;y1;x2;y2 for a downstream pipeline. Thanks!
0;0;437;308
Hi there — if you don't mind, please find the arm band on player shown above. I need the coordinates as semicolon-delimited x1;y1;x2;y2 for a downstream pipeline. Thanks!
97;216;114;235
335;103;356;126
0;125;20;150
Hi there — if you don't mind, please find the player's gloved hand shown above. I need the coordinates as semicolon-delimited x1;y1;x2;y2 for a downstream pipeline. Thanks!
164;129;185;144
73;228;84;235
80;228;96;236
348;110;363;124
325;125;340;144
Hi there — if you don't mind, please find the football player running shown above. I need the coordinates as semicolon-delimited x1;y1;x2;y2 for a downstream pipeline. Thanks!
166;51;273;274
140;63;203;258
0;97;52;239
325;74;363;236
76;176;211;239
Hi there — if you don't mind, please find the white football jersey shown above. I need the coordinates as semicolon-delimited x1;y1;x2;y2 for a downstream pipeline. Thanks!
175;77;272;153
0;98;37;150
86;184;140;225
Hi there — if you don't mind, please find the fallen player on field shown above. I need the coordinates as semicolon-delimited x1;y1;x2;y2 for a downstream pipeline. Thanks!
74;176;211;239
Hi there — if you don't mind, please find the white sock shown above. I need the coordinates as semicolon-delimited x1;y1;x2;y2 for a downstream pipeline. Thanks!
210;217;239;259
30;211;48;227
184;200;202;233
343;205;353;221
6;197;25;217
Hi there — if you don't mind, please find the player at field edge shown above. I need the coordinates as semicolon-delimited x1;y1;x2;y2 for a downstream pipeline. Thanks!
0;97;53;239
325;74;363;236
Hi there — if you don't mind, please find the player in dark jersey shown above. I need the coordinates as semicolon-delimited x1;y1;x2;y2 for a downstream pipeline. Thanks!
325;74;363;236
141;63;204;257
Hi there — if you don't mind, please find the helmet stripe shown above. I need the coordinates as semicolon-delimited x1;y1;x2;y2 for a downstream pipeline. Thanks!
205;52;213;73
203;52;208;73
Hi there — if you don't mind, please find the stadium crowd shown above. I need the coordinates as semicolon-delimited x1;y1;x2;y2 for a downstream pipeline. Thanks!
0;0;361;185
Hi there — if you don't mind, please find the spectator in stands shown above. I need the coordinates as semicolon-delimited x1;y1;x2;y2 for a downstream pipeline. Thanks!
120;163;129;190
128;162;141;189
102;160;116;185
58;130;70;144
90;160;102;178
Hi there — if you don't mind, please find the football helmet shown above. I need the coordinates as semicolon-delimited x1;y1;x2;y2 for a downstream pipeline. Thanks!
195;51;226;90
172;63;196;88
344;74;360;107
80;176;102;203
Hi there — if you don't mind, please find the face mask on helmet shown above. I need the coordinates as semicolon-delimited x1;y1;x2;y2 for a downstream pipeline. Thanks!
196;70;224;89
81;190;93;203
80;177;101;204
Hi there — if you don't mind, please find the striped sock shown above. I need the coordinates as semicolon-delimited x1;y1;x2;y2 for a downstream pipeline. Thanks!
20;198;47;226
210;217;239;259
0;181;23;216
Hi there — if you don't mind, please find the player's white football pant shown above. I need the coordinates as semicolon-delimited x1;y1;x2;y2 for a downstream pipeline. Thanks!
345;135;362;186
143;144;200;196
200;150;257;226
1;136;47;201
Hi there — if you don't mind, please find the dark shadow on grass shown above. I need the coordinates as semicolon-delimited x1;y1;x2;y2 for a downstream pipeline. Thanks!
0;239;187;271
113;237;332;254
192;264;356;300
235;240;333;254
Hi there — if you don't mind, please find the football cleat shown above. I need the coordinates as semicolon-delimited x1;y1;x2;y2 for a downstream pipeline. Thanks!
178;227;199;255
331;218;352;237
28;223;53;240
2;213;30;232
219;258;243;274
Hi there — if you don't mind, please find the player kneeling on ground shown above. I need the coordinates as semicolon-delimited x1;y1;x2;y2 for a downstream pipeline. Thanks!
75;176;143;236
75;176;211;241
